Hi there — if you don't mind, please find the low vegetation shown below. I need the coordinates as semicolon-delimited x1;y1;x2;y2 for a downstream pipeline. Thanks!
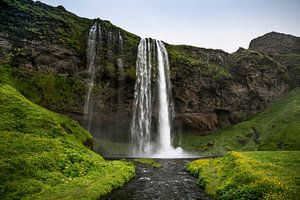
0;84;135;199
187;151;300;200
167;44;231;80
181;87;300;154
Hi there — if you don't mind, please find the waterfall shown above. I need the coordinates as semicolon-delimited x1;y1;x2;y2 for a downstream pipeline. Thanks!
118;31;123;51
131;38;187;157
83;22;100;131
131;38;153;154
156;40;173;152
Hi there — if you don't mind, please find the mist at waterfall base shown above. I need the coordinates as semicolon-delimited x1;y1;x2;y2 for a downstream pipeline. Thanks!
82;24;197;158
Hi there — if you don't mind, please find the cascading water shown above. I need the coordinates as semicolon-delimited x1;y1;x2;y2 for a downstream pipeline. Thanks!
156;40;172;152
118;31;123;51
131;39;186;158
116;31;125;121
83;23;100;131
154;41;183;157
117;32;124;94
131;38;153;155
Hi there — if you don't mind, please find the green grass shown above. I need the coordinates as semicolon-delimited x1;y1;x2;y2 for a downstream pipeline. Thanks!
187;151;300;200
180;87;300;154
0;84;135;200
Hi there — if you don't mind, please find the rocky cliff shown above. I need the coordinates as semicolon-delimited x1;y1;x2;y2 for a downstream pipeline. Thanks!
0;0;298;143
249;31;300;89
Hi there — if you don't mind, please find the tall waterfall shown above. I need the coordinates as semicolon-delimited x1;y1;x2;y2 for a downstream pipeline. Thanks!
156;40;173;153
83;23;100;131
131;38;153;154
131;38;184;157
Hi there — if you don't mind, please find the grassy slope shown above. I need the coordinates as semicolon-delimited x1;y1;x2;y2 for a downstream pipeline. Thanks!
181;87;300;154
187;151;300;200
0;83;134;200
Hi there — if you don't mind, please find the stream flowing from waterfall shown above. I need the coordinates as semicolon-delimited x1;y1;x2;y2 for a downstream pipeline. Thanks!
83;22;100;131
101;159;212;200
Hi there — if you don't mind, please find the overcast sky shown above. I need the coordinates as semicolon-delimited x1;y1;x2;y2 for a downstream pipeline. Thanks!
40;0;300;52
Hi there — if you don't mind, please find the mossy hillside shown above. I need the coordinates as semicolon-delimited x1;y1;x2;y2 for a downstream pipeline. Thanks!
0;0;140;118
0;64;85;114
166;44;231;80
0;84;135;199
1;0;140;80
97;19;139;82
231;48;288;76
186;151;300;200
0;0;91;54
0;83;90;143
274;53;300;88
180;87;300;154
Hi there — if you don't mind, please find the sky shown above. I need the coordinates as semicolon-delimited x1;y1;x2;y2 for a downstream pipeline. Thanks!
40;0;300;53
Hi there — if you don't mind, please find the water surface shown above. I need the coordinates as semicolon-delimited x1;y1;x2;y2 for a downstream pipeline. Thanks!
101;159;212;200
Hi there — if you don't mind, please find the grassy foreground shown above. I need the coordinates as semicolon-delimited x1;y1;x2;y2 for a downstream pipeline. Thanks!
0;84;134;200
181;87;300;154
187;151;300;200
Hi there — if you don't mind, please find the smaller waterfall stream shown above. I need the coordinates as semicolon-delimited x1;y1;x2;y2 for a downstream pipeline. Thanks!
117;32;124;104
83;23;100;131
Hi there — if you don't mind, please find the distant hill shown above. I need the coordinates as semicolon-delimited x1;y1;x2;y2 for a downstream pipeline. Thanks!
249;31;300;54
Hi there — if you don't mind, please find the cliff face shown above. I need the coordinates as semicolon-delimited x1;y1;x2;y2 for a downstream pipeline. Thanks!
249;31;300;54
249;32;300;89
0;0;298;141
0;0;140;141
168;45;289;134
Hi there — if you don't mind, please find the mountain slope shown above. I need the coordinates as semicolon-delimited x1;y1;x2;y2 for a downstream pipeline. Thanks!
0;83;134;199
181;87;300;154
